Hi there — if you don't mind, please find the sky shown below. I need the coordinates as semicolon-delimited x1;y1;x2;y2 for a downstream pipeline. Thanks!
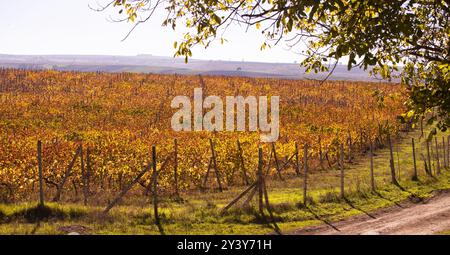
0;0;302;63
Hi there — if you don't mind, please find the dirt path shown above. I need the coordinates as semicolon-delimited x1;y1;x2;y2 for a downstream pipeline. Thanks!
292;190;450;235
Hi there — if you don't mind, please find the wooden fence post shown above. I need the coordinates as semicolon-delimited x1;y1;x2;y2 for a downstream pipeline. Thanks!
318;137;324;170
103;162;152;214
377;123;384;146
86;147;91;199
388;133;399;186
203;158;212;188
173;139;180;198
202;139;224;191
396;143;401;181
347;133;353;162
53;145;82;202
37;140;45;207
221;182;257;213
152;145;161;227
443;137;448;169
426;139;432;176
370;140;375;191
209;139;223;192
412;138;418;181
253;148;281;233
80;144;88;205
294;142;300;176
435;136;441;175
237;139;250;185
257;148;265;218
447;136;450;169
271;142;283;180
339;143;345;199
262;168;281;234
303;144;308;205
420;118;424;139
359;128;364;152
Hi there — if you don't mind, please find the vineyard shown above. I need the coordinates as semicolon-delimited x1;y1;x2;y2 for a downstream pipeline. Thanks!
0;0;448;237
0;68;407;205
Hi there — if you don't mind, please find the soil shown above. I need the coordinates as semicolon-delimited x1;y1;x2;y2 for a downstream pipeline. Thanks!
291;190;450;235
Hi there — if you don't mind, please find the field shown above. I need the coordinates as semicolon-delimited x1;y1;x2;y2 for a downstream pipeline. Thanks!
1;68;449;234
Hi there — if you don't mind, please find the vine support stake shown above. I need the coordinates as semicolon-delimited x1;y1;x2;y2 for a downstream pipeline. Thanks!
53;145;82;202
294;142;300;176
173;139;180;198
303;144;308;206
151;145;162;232
37;140;45;207
426;138;432;176
80;143;88;206
339;143;345;199
442;137;447;169
271;142;283;180
237;139;250;185
370;140;376;191
210;139;223;192
388;133;399;186
318;137;324;170
257;148;265;220
412;138;418;181
435;136;441;175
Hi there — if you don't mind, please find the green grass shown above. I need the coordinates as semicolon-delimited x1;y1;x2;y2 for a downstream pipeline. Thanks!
0;129;449;235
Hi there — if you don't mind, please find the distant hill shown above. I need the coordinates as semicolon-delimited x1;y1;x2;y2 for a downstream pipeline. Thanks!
0;54;393;82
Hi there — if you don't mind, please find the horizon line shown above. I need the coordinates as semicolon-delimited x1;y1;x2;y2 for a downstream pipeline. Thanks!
0;52;321;65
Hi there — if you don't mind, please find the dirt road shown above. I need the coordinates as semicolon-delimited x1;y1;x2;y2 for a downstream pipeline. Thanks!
292;190;450;235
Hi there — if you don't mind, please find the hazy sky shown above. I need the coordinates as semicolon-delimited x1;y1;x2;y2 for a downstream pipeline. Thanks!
0;0;302;63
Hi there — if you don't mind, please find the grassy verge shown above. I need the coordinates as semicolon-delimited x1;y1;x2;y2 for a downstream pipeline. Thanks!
0;129;449;235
